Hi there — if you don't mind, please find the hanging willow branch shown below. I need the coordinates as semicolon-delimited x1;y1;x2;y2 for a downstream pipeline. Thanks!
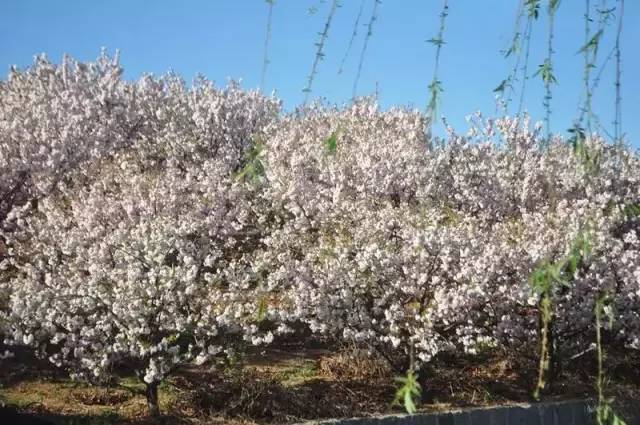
570;45;615;142
494;0;526;114
425;0;449;135
572;0;617;144
338;0;366;75
517;16;535;117
260;0;275;91
614;0;624;144
575;0;614;137
534;0;560;142
515;0;541;117
352;0;380;99
303;0;340;105
580;0;593;135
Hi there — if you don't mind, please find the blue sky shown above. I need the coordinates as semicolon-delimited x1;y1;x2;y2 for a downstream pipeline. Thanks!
1;0;638;146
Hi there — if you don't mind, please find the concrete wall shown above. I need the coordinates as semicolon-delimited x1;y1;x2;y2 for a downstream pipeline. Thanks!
299;399;638;425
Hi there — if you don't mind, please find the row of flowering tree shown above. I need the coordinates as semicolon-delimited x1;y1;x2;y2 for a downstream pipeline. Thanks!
1;53;639;416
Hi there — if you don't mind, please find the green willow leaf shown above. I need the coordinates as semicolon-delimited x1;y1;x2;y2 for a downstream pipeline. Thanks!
393;370;421;415
578;29;603;55
494;79;508;94
324;132;338;154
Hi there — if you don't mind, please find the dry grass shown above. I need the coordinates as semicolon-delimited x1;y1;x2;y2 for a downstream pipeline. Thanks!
0;377;187;424
318;348;392;382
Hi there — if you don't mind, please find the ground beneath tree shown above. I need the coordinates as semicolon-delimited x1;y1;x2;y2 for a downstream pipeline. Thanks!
1;342;638;424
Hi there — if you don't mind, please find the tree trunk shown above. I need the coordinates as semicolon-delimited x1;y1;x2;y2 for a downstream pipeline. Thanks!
145;381;160;417
533;294;555;400
549;322;559;382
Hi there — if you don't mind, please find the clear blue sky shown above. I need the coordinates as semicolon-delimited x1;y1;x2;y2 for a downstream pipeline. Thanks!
1;0;638;146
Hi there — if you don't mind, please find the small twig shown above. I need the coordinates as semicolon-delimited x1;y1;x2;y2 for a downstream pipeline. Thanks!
570;345;595;360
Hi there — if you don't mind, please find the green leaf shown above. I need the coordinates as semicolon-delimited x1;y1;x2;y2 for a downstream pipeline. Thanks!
504;34;521;58
404;391;416;414
324;132;338;154
612;413;627;425
236;141;265;183
426;79;443;119
549;263;564;283
426;37;445;46
578;29;603;56
525;0;540;18
533;61;557;84
622;202;640;218
494;79;508;94
393;370;421;415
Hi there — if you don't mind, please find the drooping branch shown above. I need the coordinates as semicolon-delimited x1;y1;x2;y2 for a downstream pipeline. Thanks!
303;0;340;105
582;0;593;134
614;0;624;144
494;0;525;114
517;17;535;117
260;0;275;91
338;0;366;75
352;0;380;99
425;0;449;137
542;0;560;141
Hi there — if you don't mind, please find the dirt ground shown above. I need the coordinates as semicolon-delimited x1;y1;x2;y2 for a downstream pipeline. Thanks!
1;341;639;424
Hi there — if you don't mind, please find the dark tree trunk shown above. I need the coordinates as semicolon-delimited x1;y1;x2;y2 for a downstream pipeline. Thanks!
145;381;160;417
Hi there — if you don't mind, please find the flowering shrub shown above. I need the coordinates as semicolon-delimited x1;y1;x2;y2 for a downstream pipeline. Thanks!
258;103;493;367
1;54;639;415
0;53;280;415
260;105;640;375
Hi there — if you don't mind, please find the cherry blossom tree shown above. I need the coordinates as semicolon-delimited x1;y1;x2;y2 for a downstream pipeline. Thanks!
1;53;281;415
259;103;640;385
